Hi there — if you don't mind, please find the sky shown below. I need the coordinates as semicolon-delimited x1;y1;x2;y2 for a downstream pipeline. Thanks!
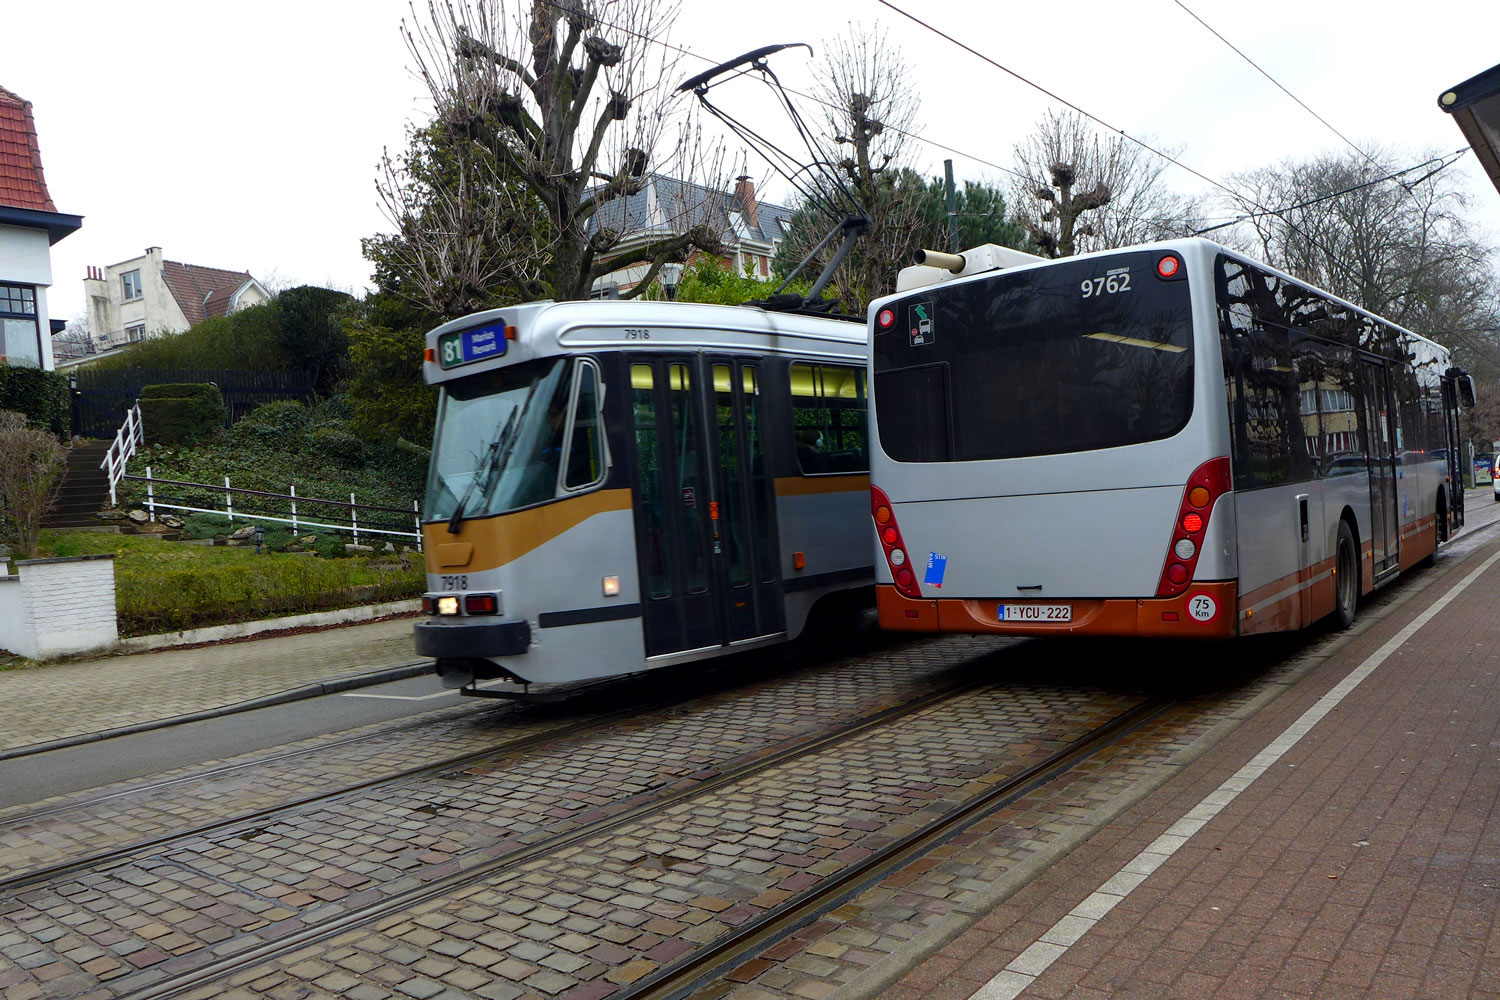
6;0;1500;327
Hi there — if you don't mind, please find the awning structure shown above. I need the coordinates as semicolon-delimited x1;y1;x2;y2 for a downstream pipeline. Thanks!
1440;62;1500;197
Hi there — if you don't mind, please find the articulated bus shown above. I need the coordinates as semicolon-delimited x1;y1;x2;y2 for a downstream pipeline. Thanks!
415;300;873;691
867;238;1474;639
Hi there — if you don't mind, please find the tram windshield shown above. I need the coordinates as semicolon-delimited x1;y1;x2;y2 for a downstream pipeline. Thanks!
425;357;574;521
873;250;1194;462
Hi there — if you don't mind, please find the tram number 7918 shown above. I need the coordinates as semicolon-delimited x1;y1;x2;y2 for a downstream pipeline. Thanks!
441;574;469;591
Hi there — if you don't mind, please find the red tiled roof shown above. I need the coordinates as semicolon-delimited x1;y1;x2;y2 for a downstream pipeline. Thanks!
0;85;57;212
161;260;254;326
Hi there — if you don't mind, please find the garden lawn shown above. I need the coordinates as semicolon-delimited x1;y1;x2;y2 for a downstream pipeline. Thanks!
37;531;424;637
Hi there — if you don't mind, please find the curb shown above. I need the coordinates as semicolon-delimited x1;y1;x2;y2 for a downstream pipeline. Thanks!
0;659;434;763
116;599;422;653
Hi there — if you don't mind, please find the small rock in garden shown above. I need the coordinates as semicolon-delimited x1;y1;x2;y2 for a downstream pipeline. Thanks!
97;509;127;520
127;510;150;524
382;542;396;552
301;535;317;545
229;525;258;540
160;515;185;528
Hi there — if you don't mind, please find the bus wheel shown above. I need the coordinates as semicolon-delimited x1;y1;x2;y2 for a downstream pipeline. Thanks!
1334;521;1357;630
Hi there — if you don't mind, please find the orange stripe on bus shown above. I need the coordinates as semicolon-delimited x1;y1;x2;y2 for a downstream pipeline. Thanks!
774;474;870;497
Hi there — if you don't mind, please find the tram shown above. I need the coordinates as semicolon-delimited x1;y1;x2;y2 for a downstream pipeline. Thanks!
415;299;873;690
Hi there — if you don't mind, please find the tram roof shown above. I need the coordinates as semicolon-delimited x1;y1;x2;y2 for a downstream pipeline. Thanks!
1439;62;1500;198
423;298;866;385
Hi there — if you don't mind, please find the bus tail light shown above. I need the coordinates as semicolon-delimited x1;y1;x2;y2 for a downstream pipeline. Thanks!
872;484;922;599
1156;457;1231;597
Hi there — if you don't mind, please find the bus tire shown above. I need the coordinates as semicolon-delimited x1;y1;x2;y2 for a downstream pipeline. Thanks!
1334;520;1357;630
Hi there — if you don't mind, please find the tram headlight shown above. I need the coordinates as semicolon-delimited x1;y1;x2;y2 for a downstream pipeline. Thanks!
603;575;621;597
437;596;460;616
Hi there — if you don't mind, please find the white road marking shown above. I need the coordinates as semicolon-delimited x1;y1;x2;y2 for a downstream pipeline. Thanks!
970;545;1500;1000
340;678;516;701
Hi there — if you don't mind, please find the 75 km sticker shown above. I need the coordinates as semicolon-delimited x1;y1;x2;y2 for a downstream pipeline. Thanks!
1187;594;1217;622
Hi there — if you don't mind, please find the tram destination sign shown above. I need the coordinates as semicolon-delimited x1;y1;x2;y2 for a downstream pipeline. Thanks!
438;321;509;369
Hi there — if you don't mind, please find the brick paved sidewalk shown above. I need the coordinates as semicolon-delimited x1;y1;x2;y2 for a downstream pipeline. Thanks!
895;529;1500;999
0;616;422;754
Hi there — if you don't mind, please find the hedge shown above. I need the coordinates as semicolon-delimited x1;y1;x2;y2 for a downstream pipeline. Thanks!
0;364;69;438
138;382;226;446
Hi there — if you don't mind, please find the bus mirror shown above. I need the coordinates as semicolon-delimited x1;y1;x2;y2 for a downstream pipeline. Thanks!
1460;374;1477;408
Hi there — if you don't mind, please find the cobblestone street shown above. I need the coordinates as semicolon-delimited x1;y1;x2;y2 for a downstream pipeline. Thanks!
3;526;1499;1000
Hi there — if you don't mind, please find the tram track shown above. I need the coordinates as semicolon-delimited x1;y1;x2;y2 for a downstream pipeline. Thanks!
620;693;1178;1000
0;633;926;888
113;672;1012;1000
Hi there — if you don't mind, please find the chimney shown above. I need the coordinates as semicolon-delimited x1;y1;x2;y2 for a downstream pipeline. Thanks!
733;175;759;232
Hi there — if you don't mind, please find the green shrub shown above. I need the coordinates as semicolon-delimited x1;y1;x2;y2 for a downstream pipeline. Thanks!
181;512;233;540
139;383;227;446
314;533;350;559
261;526;293;552
0;364;69;438
229;400;310;446
306;425;365;468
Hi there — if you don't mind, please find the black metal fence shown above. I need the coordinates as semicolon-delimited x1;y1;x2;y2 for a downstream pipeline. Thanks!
71;367;315;438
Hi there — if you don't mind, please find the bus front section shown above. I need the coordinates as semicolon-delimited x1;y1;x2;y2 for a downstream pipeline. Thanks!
416;308;641;688
868;243;1238;639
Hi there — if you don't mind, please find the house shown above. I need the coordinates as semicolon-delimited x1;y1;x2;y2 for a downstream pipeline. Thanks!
587;174;793;296
0;85;82;371
83;247;270;351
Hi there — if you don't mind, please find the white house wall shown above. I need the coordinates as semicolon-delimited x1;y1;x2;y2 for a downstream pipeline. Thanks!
0;224;56;371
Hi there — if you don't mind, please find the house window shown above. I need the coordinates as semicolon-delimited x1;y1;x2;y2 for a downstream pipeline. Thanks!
126;324;145;343
0;283;42;368
122;270;143;301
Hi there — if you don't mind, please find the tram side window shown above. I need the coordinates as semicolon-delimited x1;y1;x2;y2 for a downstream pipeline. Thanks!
563;362;605;490
790;363;868;474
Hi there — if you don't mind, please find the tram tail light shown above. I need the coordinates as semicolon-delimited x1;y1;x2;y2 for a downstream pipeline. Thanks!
872;484;922;599
464;593;498;615
1156;457;1231;597
422;595;435;615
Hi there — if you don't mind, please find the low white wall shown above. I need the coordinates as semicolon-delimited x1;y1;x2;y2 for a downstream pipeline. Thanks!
0;555;118;659
0;576;28;658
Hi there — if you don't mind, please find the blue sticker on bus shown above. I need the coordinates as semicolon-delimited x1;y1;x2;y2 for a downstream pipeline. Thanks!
924;552;947;588
438;321;508;368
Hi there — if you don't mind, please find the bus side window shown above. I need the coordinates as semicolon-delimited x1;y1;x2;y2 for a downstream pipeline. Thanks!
790;362;868;474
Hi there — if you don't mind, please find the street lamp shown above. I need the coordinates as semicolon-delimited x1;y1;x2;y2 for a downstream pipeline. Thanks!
254;524;265;554
660;262;684;301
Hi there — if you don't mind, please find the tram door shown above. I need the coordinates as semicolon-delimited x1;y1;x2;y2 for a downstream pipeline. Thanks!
628;357;784;658
1360;357;1400;577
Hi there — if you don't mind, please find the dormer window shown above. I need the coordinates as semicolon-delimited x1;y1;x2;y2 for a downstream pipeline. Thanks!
122;269;142;301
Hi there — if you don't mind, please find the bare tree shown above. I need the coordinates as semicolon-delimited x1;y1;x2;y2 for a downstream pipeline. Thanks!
0;411;65;560
775;25;935;312
1220;148;1500;341
1010;109;1198;257
386;0;725;309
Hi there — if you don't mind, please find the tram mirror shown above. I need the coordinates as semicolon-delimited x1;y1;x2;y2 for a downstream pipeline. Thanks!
1460;374;1477;409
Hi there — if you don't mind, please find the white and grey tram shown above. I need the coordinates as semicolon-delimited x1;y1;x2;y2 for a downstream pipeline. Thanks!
416;299;874;690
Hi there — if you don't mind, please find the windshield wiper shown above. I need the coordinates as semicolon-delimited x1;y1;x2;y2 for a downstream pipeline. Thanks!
447;409;519;534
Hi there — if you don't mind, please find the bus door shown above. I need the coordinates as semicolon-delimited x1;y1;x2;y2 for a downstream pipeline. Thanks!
1442;375;1465;529
627;356;785;659
1360;357;1400;579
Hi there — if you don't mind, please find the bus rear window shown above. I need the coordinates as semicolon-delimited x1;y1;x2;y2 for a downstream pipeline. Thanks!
873;250;1194;462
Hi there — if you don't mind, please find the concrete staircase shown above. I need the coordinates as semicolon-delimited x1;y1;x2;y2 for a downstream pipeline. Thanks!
43;440;115;529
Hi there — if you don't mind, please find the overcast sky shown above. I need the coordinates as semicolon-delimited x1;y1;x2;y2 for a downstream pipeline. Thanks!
7;0;1500;325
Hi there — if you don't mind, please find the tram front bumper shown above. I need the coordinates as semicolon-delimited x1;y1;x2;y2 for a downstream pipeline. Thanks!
414;619;532;658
